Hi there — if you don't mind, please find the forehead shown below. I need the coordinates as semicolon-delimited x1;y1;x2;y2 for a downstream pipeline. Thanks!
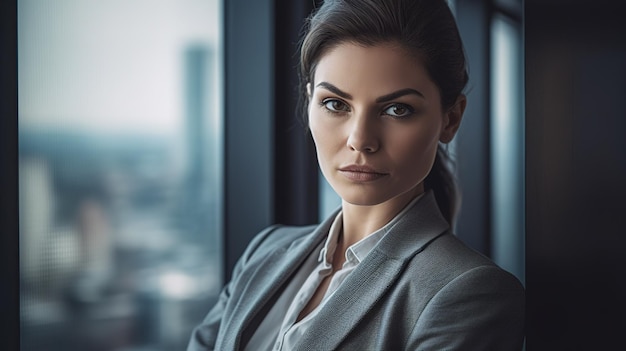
312;42;438;98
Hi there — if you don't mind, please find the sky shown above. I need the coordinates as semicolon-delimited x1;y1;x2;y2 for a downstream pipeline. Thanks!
18;0;220;136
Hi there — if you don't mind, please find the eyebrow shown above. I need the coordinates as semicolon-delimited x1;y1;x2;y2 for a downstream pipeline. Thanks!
375;88;424;103
316;82;352;100
316;81;424;102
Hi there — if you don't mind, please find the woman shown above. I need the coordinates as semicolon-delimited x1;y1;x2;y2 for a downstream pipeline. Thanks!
188;0;525;350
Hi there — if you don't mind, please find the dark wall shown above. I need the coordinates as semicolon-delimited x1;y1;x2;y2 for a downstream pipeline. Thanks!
525;0;626;349
273;0;319;226
224;0;320;280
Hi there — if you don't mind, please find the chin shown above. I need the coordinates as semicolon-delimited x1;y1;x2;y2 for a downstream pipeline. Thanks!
336;183;425;208
336;189;392;207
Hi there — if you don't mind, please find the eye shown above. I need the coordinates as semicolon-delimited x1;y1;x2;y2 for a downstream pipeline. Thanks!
321;99;350;113
383;103;414;118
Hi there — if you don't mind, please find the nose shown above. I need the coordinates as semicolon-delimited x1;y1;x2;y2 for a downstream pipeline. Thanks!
346;112;379;153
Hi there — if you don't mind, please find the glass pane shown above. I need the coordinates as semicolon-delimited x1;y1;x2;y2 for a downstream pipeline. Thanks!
490;13;525;285
18;1;223;350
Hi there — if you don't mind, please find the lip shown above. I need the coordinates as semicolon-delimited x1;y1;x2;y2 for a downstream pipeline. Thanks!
338;164;388;182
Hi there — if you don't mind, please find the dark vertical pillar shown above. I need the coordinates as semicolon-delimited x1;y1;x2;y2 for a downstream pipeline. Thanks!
224;0;274;280
0;0;19;350
273;0;319;226
525;0;626;349
454;0;492;255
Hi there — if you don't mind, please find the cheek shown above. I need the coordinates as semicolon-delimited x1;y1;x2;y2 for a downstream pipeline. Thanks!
392;126;441;178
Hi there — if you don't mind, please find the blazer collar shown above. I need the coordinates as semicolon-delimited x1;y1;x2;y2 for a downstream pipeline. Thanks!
293;190;450;350
229;210;339;349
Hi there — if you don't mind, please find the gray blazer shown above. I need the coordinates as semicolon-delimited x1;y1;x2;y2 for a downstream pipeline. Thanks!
188;192;525;350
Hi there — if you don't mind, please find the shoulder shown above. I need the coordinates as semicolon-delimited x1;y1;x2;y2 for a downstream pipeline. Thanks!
404;233;525;349
403;231;524;297
417;231;504;273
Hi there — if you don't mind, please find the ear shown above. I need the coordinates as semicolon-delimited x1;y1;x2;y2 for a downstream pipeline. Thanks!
305;82;313;126
306;82;314;119
440;94;466;143
306;82;312;99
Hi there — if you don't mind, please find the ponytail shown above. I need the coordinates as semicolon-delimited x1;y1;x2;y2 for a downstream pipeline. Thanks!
424;144;460;226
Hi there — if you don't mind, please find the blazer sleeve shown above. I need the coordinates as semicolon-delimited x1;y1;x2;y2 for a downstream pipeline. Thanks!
186;225;283;351
406;265;525;351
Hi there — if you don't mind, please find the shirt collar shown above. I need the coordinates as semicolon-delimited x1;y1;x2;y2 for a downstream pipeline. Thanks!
318;211;343;264
318;193;424;265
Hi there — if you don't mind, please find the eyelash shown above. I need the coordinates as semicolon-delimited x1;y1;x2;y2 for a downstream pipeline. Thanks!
319;98;415;119
383;103;415;118
319;98;348;112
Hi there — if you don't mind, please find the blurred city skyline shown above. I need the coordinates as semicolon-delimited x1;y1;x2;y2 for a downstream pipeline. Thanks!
18;1;223;350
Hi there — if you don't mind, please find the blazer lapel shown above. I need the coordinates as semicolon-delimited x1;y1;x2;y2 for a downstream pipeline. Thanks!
227;211;339;349
294;191;450;350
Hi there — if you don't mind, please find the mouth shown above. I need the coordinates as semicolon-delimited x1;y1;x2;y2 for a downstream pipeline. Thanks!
338;165;388;182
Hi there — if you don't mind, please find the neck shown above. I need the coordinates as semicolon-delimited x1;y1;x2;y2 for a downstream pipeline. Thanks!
340;185;424;248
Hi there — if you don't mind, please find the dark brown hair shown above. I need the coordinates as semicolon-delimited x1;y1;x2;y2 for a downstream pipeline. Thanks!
298;0;468;225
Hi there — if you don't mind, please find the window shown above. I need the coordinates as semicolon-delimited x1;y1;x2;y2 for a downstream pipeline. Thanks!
18;1;223;350
450;0;525;284
490;8;525;284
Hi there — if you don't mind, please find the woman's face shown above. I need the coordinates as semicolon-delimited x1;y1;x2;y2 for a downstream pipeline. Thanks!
308;42;463;207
